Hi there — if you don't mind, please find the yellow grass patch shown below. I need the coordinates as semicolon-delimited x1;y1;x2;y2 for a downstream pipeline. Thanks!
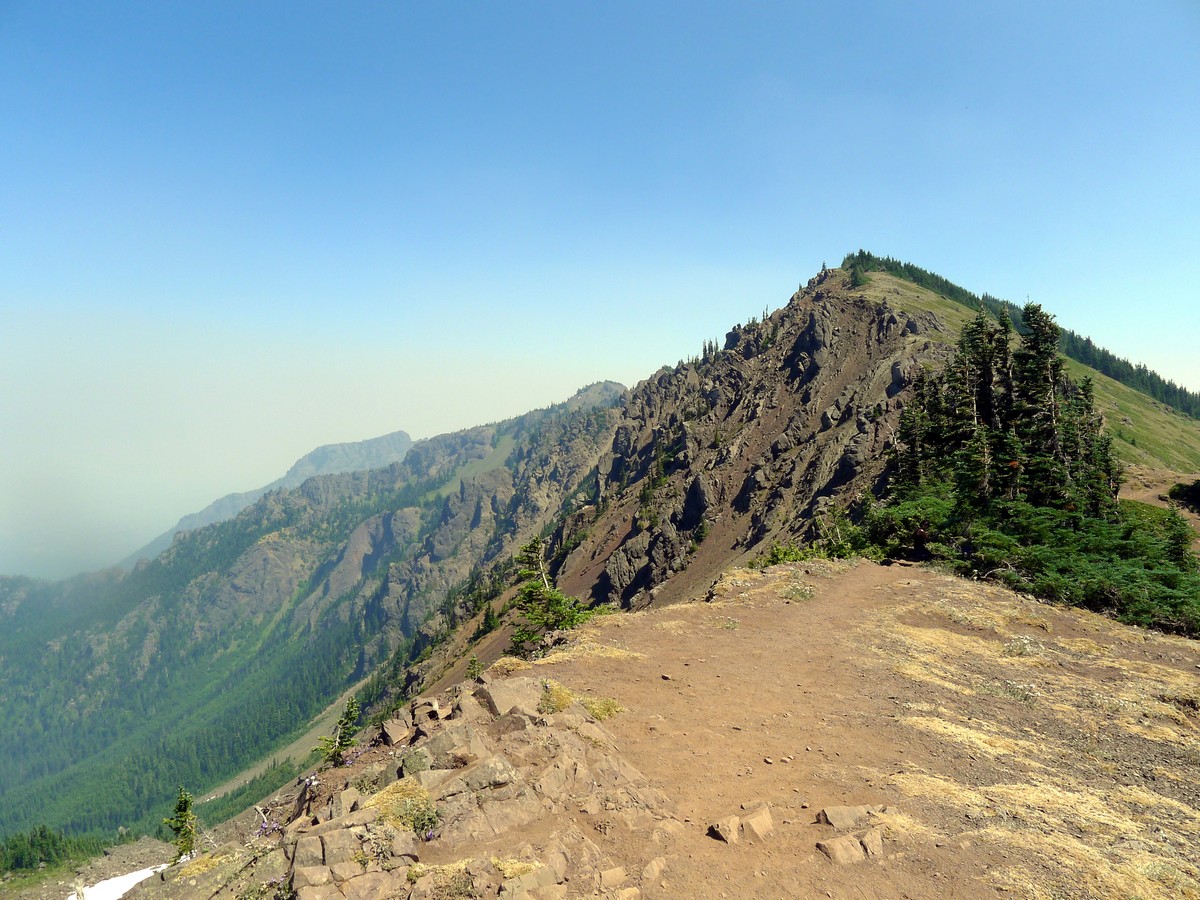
404;860;475;893
903;715;1043;761
1053;636;1109;657
855;563;1200;900
889;767;1200;899
652;619;689;633
893;659;977;697
491;858;542;879
174;851;232;879
536;679;623;721
869;808;938;842
893;621;1010;659
538;680;575;714
363;778;437;831
533;637;643;665
579;696;623;721
487;656;531;676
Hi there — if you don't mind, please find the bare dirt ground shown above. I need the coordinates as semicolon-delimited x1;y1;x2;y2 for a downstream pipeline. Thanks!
520;558;1200;899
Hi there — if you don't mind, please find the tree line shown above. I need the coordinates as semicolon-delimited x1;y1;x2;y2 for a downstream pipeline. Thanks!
842;250;1200;420
859;305;1200;633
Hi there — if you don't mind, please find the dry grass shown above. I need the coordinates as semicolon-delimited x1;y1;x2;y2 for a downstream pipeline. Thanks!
363;778;437;831
173;850;233;879
404;860;476;898
487;657;531;676
652;619;689;633
538;680;576;714
532;637;643;666
903;715;1045;762
491;858;541;879
854;567;1200;899
536;678;622;721
579;696;623;721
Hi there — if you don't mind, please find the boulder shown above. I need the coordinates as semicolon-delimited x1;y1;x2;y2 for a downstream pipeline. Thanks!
379;718;409;747
859;826;884;858
600;866;627;890
642;857;667;882
816;827;885;864
739;805;774;843
292;866;332;889
292;835;324;868
474;678;543;718
331;787;361;819
320;829;363;867
296;886;343;900
709;815;740;844
816;834;867;865
341;872;395;900
390;829;418;862
462;755;520;792
817;804;876;831
421;724;490;769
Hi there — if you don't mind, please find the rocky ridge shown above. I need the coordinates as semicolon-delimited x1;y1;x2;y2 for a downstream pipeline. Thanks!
130;556;1200;899
130;674;684;900
122;430;417;569
553;266;947;612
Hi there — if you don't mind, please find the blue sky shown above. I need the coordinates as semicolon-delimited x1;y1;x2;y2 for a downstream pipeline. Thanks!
2;1;1198;577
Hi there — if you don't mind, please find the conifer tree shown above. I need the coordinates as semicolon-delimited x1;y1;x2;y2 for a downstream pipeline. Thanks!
163;786;199;861
508;539;591;657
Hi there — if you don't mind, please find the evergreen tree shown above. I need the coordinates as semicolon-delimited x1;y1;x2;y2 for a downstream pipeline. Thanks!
508;539;592;657
315;697;360;768
1009;304;1066;504
162;787;199;861
865;305;1200;634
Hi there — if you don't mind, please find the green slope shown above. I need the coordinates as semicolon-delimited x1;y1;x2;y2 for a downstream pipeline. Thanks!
852;269;1200;472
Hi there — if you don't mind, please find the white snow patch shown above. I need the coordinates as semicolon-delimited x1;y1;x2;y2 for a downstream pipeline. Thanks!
67;864;168;900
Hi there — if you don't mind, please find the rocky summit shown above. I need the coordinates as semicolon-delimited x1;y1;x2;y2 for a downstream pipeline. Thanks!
550;265;948;611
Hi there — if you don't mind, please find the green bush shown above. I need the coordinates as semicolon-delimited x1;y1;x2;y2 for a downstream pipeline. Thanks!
315;698;360;768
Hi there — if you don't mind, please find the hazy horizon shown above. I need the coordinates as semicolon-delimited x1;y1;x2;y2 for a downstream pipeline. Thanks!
3;2;1198;579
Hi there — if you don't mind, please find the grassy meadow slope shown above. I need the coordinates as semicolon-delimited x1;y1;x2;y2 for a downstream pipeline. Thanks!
856;270;1200;472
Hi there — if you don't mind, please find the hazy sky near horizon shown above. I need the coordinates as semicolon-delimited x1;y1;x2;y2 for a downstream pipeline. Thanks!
2;2;1198;578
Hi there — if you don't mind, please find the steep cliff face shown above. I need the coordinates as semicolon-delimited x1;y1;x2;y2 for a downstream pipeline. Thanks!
554;268;946;608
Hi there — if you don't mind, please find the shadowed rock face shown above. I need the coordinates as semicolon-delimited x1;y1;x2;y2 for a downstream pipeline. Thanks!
553;267;947;610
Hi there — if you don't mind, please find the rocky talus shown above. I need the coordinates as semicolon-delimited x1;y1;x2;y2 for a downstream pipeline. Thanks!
130;676;681;900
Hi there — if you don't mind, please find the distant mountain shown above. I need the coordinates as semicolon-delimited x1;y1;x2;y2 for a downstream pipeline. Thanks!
120;429;415;567
0;383;626;839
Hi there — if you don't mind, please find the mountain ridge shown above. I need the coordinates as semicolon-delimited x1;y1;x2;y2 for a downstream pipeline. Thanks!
3;263;1199;863
119;429;417;569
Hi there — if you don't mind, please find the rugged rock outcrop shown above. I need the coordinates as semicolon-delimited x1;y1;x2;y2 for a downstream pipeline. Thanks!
122;430;417;568
130;674;678;900
554;268;946;609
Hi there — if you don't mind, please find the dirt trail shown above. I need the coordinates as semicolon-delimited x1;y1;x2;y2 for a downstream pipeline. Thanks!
530;559;1200;899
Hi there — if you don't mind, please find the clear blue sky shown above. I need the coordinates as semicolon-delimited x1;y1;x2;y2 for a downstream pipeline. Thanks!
2;1;1198;578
